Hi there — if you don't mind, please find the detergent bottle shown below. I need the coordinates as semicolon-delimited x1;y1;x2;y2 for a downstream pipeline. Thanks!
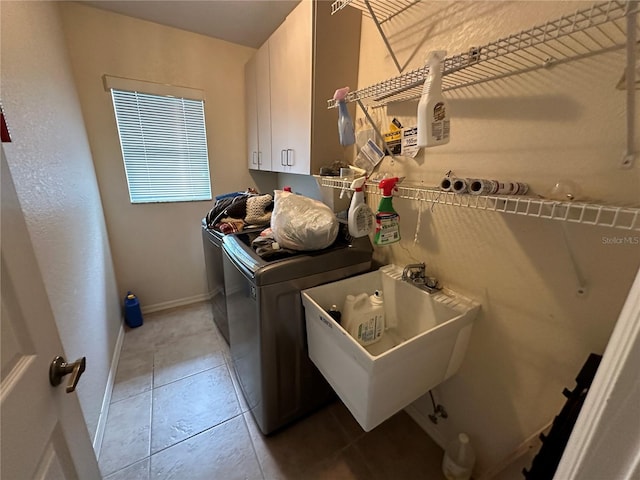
342;293;369;334
417;50;450;147
374;177;400;245
344;291;385;347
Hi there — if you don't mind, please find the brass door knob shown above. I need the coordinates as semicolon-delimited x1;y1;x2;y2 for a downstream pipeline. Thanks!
49;356;86;393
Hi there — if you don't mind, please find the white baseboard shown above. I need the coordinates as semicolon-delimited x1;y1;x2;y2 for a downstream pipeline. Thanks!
93;322;125;458
405;403;550;480
476;421;551;480
93;293;211;456
142;293;211;314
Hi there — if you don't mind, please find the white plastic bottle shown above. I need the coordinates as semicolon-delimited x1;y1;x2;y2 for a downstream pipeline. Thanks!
417;50;450;148
442;433;476;480
347;176;374;238
341;293;368;334
348;290;385;347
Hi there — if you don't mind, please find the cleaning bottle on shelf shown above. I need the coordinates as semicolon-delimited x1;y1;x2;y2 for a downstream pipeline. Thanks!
333;86;355;146
417;50;450;148
348;176;374;238
442;433;476;480
374;177;401;246
345;290;385;347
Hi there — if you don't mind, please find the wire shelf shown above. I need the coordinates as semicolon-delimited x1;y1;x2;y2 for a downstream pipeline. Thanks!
331;0;423;73
316;176;640;231
331;0;421;23
328;0;638;108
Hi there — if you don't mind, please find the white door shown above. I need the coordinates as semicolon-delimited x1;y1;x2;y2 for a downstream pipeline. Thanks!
1;150;101;479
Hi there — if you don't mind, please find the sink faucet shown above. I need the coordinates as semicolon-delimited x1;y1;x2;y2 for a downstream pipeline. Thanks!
402;263;426;281
402;262;441;293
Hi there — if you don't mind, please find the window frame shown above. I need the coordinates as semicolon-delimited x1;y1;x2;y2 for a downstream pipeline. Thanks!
105;75;212;204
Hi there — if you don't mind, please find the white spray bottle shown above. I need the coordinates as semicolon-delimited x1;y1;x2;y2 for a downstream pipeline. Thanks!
348;176;373;238
417;50;450;148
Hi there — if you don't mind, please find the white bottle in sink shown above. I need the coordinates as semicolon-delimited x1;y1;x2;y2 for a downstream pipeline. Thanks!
343;290;385;347
341;293;368;334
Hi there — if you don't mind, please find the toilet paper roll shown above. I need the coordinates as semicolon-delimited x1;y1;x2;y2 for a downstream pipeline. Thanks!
468;178;498;195
451;178;468;194
440;177;454;192
492;181;529;195
511;182;529;195
468;178;529;195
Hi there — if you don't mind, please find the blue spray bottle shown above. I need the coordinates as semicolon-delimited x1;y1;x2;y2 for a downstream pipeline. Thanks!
333;87;355;146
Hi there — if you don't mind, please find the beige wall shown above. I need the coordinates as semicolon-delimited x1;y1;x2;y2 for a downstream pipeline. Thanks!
1;1;121;441
349;1;640;476
59;2;277;310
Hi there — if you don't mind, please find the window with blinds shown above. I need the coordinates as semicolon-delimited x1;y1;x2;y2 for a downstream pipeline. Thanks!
110;88;211;204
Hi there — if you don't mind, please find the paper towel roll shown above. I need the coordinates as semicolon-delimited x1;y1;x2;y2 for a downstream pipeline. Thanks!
469;178;529;195
440;177;453;192
452;178;468;194
492;181;528;195
468;179;498;195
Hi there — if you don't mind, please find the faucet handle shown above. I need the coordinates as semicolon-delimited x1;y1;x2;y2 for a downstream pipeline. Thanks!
425;277;440;291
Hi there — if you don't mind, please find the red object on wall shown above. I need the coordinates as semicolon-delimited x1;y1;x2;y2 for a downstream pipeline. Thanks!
1;110;11;143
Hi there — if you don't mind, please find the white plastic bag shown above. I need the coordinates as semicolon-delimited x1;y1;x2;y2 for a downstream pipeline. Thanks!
270;190;338;251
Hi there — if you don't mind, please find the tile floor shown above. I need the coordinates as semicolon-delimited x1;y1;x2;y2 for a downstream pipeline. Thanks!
99;301;446;479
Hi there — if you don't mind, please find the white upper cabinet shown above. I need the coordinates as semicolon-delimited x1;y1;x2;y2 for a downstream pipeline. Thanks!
246;42;271;171
270;0;312;174
245;54;259;169
250;0;360;175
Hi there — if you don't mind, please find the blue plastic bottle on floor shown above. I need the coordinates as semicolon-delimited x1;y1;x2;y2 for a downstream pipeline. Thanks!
124;291;143;328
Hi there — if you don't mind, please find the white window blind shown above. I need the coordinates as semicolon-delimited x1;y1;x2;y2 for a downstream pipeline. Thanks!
110;88;211;204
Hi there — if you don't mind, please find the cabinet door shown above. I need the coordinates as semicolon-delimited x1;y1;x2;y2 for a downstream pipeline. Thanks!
269;0;313;174
284;0;312;175
269;18;289;173
245;54;260;170
255;42;272;171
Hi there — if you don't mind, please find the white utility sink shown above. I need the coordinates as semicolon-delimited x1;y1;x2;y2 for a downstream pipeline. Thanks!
301;264;480;431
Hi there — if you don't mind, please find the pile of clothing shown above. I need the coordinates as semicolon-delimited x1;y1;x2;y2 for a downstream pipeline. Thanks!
250;227;297;260
206;189;273;234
